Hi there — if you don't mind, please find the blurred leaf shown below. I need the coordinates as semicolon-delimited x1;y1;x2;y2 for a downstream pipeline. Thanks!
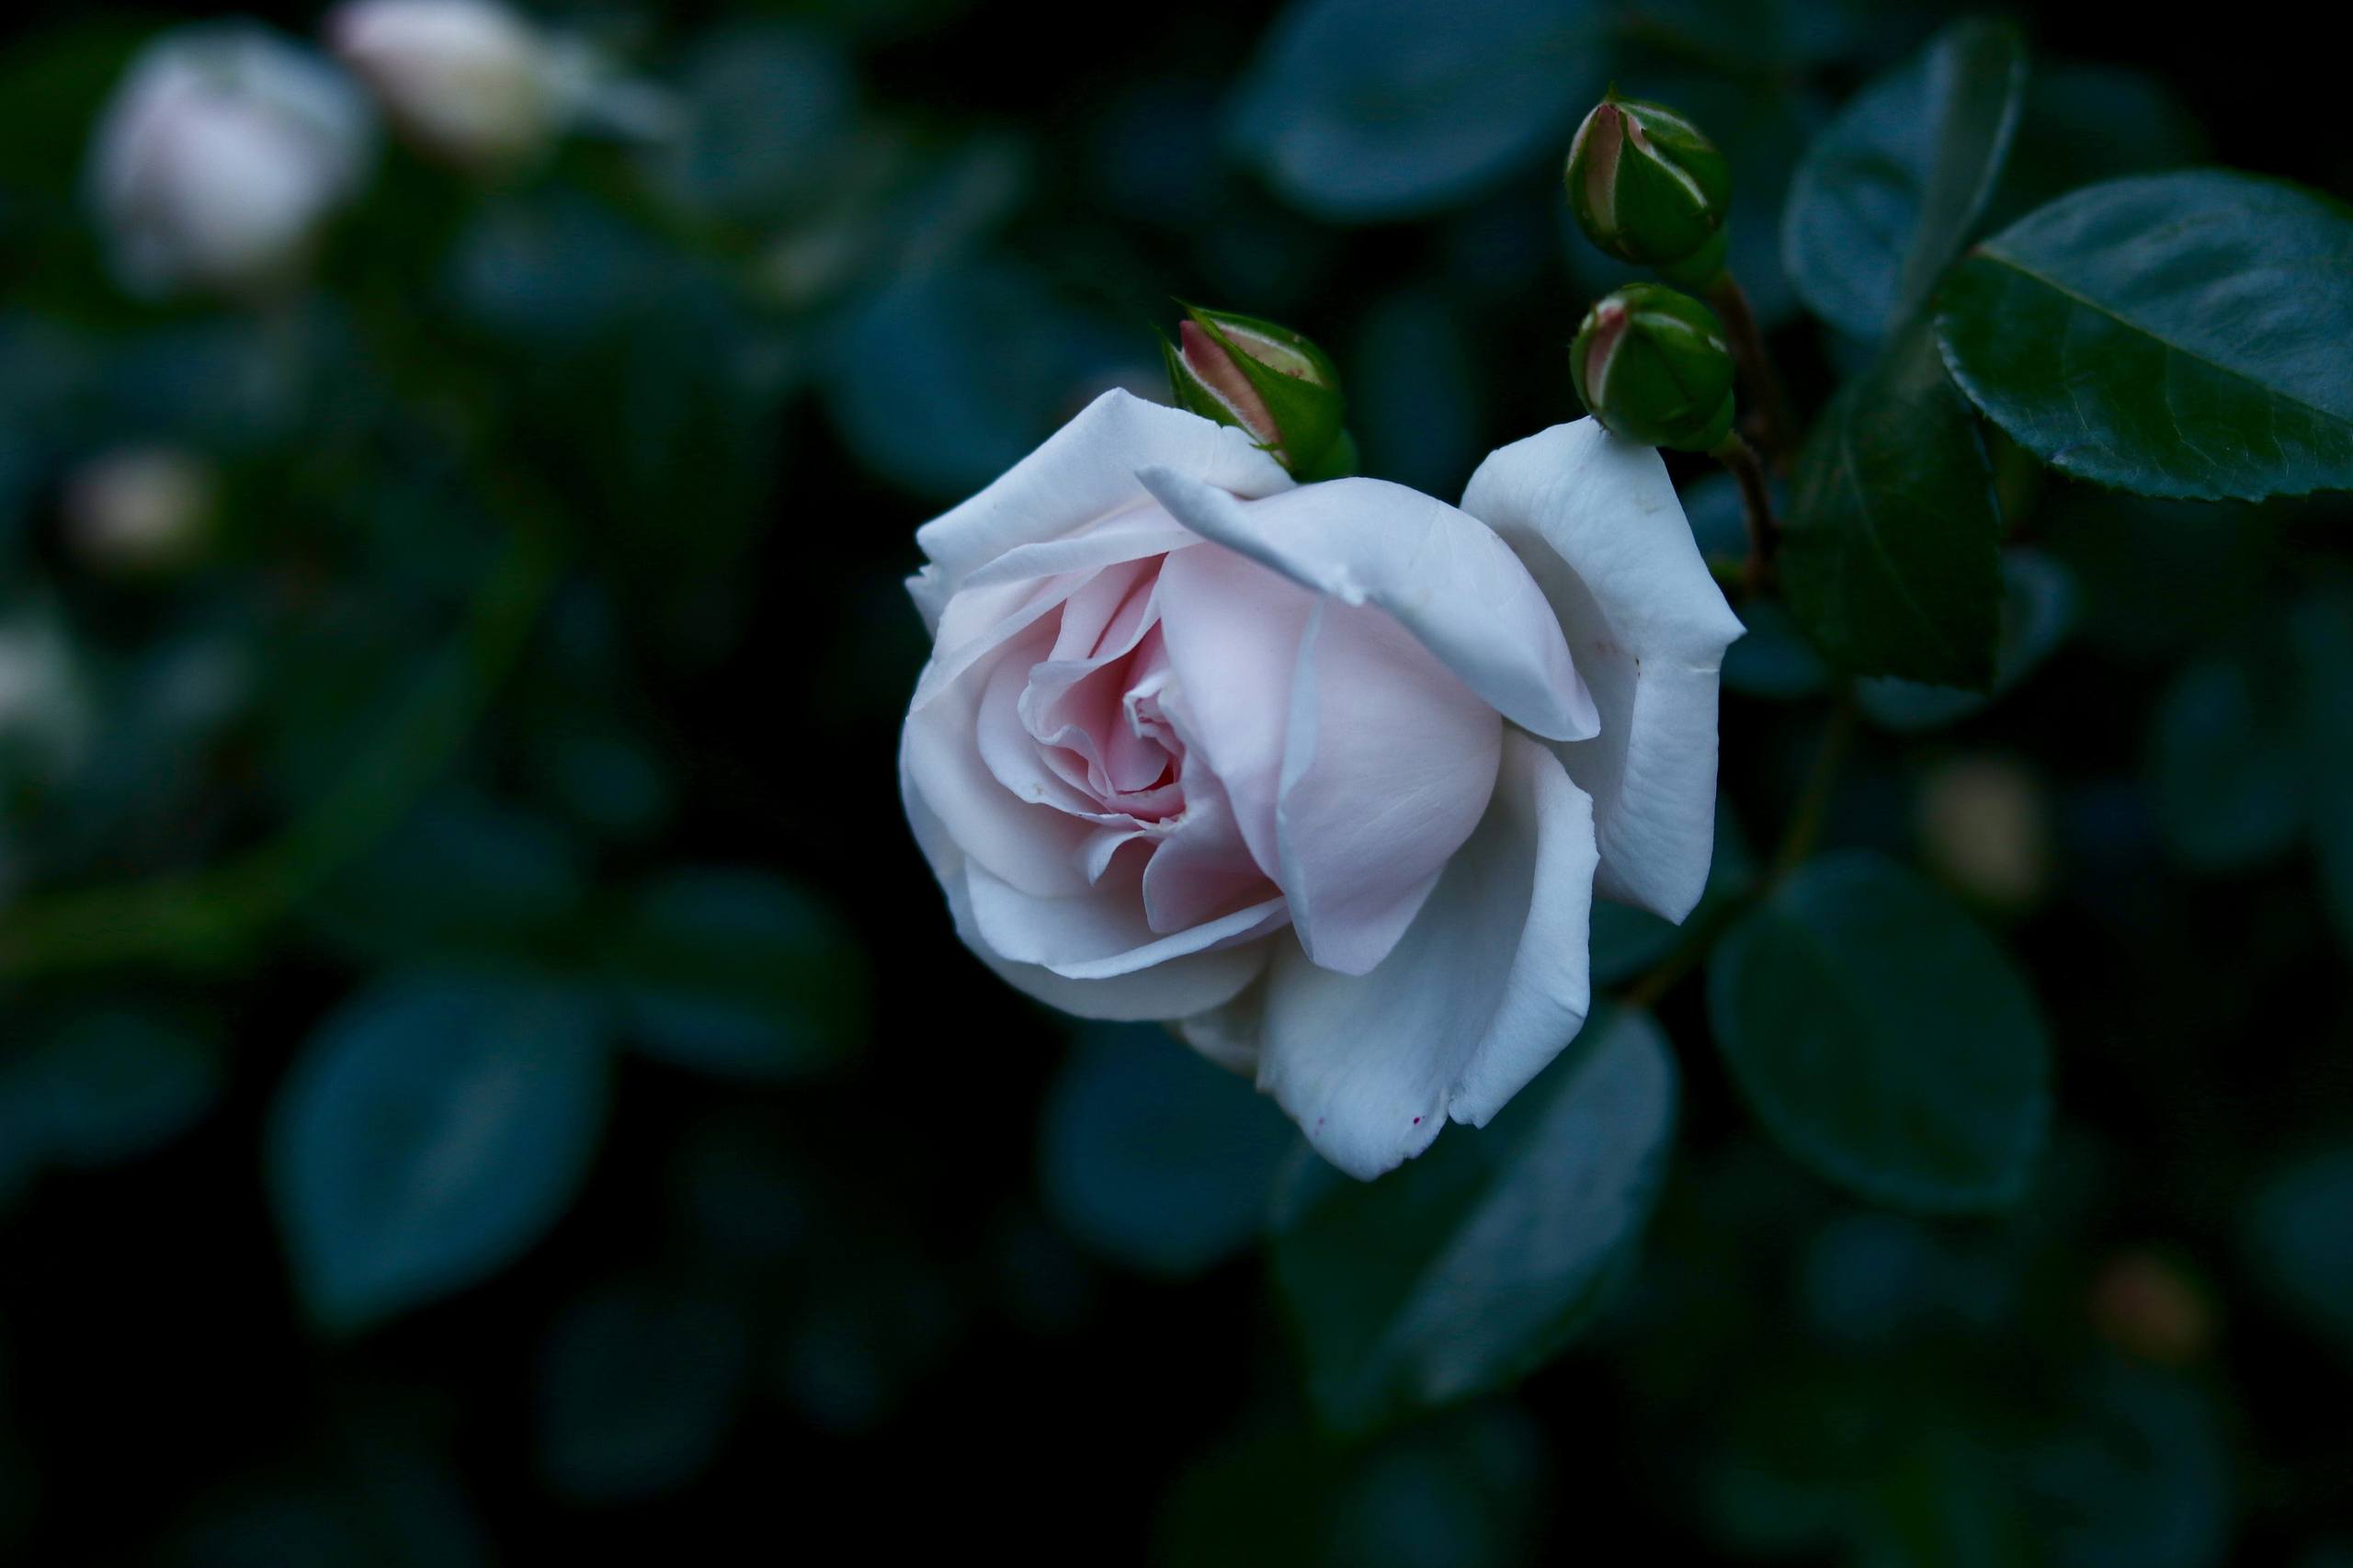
775;1240;964;1433
1856;550;2075;732
642;24;856;227
2148;640;2304;872
2024;1364;2231;1568
536;1273;749;1505
1782;17;2026;341
2244;1146;2353;1362
1227;0;1605;222
824;258;1127;500
268;972;611;1335
1039;1023;1296;1278
1781;322;2003;688
1937;171;2353;500
1992;65;2207;227
1591;798;1756;984
15;1005;222;1170
2039;492;2277;667
1270;1007;1677;1433
308;791;587;969
1707;850;2049;1212
1351;288;1482;497
1724;598;1834;700
609;867;866;1082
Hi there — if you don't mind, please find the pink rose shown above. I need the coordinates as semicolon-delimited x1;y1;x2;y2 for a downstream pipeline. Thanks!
901;392;1742;1177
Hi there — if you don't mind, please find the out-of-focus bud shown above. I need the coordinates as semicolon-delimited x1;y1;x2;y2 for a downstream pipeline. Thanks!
1918;755;2052;911
1565;94;1731;288
1569;282;1735;452
2089;1249;2215;1368
62;446;218;576
328;0;591;170
86;24;373;300
1163;306;1354;480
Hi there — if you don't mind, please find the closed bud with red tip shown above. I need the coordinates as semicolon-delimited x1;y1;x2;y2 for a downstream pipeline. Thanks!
1163;305;1355;480
1566;94;1731;288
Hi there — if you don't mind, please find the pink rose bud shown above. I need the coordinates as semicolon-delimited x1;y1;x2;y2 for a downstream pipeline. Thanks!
86;24;373;299
1162;306;1354;480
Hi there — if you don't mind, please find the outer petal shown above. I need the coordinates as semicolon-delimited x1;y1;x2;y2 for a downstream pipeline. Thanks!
901;731;1273;1020
1245;733;1599;1180
1276;597;1503;975
1461;419;1745;922
1136;468;1597;744
908;391;1290;630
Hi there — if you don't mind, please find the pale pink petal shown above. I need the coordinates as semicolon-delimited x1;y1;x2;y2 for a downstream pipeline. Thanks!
905;621;1099;898
1461;419;1744;921
1275;597;1503;975
908;392;1290;629
1153;542;1317;881
1249;733;1598;1179
902;730;1273;1020
966;856;1288;981
1136;467;1597;744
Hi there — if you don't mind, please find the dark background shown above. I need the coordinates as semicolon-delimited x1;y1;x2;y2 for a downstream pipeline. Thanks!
2;1;2349;1562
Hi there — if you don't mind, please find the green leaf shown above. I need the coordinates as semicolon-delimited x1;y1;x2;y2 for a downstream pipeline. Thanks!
1039;1023;1296;1278
1782;17;2027;341
268;972;611;1335
1937;171;2353;500
608;867;867;1082
536;1274;750;1504
1269;1007;1677;1433
1706;851;2049;1212
1780;322;2004;688
1855;549;2075;732
1228;0;1604;222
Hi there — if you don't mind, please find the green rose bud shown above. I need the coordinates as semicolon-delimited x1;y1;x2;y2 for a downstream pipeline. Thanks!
1163;304;1354;479
1570;282;1737;452
1564;95;1731;288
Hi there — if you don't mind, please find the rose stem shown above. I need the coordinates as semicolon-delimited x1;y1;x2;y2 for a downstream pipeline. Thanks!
1704;272;1798;471
1711;432;1778;597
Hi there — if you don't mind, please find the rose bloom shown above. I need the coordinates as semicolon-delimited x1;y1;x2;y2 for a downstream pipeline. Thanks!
901;392;1741;1177
86;24;373;299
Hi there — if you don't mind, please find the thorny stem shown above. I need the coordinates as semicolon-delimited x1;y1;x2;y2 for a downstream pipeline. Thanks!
1705;272;1799;471
1712;432;1778;597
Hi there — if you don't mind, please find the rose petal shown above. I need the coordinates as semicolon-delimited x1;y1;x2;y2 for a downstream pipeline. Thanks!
906;620;1102;898
1276;597;1503;975
909;392;1290;630
967;855;1287;981
1461;419;1745;921
1241;733;1598;1179
1153;541;1318;881
902;730;1273;1019
1135;467;1597;744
